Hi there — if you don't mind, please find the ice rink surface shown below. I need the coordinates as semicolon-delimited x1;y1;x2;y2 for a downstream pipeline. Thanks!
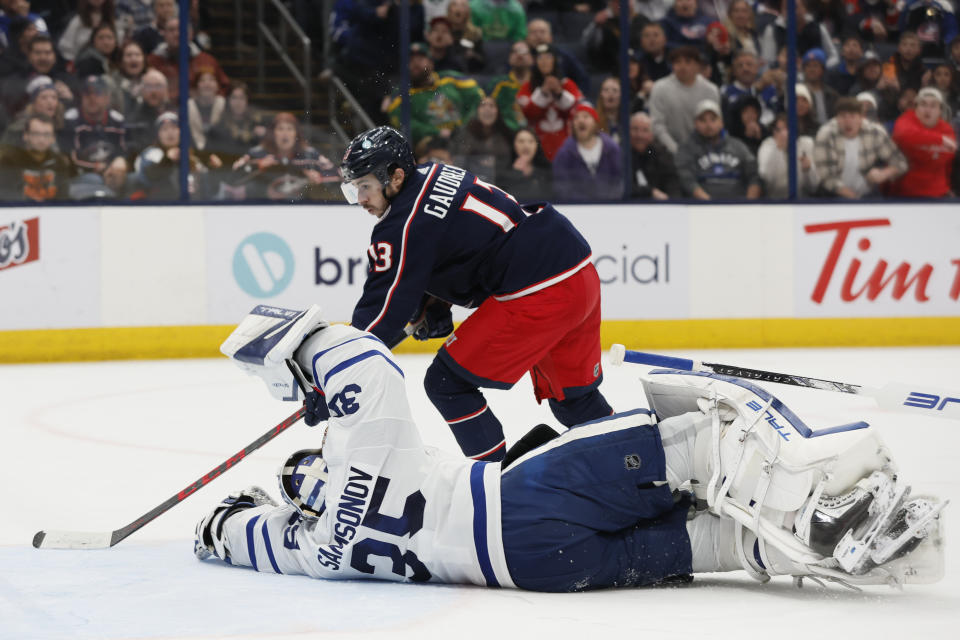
2;346;958;640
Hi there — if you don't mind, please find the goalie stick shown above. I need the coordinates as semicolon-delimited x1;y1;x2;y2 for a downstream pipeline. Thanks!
33;406;306;550
609;345;960;421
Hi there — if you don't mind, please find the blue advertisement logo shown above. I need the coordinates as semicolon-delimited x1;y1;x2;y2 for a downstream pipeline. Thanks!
233;232;295;298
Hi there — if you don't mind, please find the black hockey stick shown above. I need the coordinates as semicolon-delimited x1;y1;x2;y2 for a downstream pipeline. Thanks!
33;406;306;550
609;345;960;421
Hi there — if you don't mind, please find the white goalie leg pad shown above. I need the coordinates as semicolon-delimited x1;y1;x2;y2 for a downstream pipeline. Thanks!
640;371;948;586
220;305;328;401
643;371;891;512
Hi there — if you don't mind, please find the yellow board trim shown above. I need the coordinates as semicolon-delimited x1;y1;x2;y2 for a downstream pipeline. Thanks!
1;317;958;363
0;325;236;363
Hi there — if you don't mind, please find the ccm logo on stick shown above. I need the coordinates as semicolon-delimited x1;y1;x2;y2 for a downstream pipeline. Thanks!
903;392;960;411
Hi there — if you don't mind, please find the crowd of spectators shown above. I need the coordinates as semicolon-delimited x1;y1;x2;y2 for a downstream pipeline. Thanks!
0;0;341;202
2;1;959;203
333;0;960;201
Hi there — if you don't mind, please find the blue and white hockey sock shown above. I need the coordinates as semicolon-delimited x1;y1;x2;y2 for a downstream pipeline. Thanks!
687;513;800;576
657;413;707;491
686;512;743;573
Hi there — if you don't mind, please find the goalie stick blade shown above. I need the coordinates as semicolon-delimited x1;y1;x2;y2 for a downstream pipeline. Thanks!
32;529;114;550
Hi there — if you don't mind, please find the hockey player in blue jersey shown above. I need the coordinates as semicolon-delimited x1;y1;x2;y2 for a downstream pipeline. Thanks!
194;305;945;592
338;126;612;462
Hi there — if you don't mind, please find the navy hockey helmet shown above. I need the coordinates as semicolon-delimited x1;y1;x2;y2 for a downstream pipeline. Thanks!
339;126;416;199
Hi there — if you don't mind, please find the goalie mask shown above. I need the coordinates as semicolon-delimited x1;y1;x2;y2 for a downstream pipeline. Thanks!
220;304;327;401
278;449;328;518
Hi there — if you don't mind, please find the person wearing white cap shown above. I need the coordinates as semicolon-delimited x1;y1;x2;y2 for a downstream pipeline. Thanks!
890;87;957;197
131;110;183;199
674;98;761;200
813;96;907;199
855;91;879;122
794;84;819;137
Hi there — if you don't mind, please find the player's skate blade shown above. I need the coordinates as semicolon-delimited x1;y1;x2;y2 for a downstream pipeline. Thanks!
833;474;947;575
867;497;947;567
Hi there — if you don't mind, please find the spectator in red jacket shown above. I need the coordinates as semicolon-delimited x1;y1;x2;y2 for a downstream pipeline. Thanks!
516;44;583;161
891;87;956;197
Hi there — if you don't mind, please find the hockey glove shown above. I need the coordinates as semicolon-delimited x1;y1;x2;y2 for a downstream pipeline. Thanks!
194;487;277;562
304;387;330;427
409;296;454;341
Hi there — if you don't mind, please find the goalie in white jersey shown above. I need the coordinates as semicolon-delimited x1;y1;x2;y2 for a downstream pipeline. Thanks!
194;304;946;591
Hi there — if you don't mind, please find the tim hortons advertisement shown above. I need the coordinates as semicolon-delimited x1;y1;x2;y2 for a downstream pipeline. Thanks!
0;210;100;330
796;206;960;317
205;205;689;325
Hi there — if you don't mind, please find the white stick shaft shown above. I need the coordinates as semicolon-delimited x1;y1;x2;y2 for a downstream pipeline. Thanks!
610;345;960;422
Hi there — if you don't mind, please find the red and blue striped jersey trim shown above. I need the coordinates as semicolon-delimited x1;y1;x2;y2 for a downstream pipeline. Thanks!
365;163;440;334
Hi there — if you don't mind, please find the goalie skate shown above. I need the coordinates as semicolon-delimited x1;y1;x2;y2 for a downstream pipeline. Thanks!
829;479;947;576
793;469;947;578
